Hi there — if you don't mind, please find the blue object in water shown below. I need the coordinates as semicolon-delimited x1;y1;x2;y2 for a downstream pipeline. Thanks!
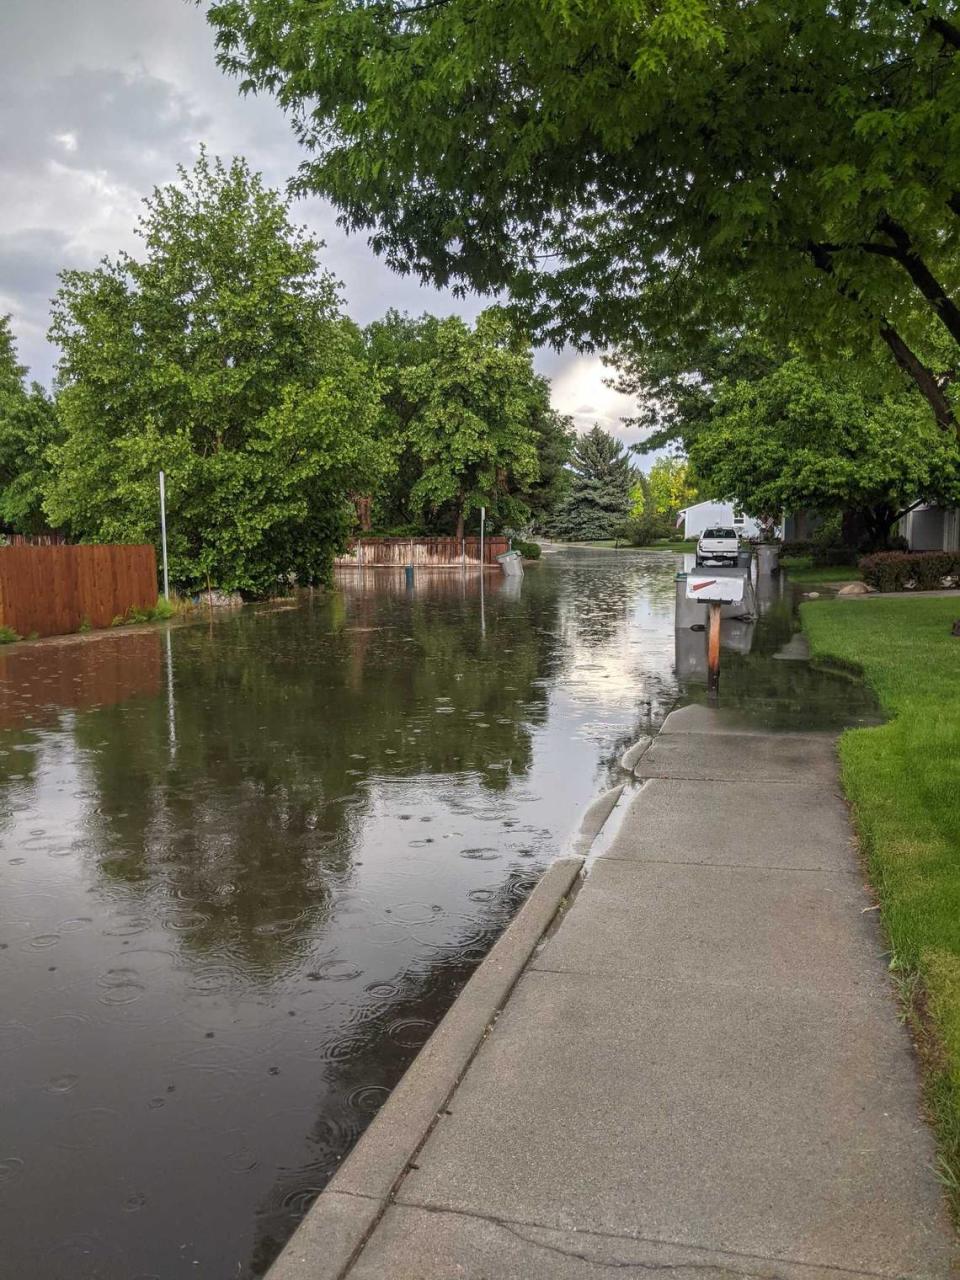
405;564;415;589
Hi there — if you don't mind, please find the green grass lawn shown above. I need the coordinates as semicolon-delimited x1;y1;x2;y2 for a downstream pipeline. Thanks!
567;539;697;552
637;539;698;552
781;555;861;584
802;596;960;1197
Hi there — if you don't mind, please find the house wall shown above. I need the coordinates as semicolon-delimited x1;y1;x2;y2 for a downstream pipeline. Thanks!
901;506;960;551
682;502;763;540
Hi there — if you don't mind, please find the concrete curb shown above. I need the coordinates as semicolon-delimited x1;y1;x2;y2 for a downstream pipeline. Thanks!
266;854;586;1280
567;783;624;857
267;738;658;1279
619;736;652;772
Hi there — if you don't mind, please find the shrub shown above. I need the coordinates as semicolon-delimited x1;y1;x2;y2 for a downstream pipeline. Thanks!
0;625;20;644
367;524;426;538
811;544;860;567
152;596;176;620
860;551;960;593
624;512;676;546
512;538;541;560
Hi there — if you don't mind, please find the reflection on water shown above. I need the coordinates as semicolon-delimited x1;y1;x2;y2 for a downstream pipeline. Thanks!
676;555;881;732
0;549;686;1279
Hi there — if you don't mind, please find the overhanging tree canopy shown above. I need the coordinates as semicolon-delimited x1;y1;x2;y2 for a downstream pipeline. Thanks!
206;0;960;429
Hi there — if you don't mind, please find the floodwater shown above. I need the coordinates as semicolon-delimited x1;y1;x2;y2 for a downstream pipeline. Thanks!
0;549;878;1279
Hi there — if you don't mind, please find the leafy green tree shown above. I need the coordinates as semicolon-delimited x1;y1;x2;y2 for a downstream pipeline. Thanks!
553;426;634;541
628;474;648;520
613;320;778;453
363;310;544;537
647;456;698;521
689;357;960;548
207;0;960;431
46;152;380;595
0;317;61;535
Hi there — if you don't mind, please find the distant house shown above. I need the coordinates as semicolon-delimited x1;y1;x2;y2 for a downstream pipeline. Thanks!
679;500;764;540
899;505;960;552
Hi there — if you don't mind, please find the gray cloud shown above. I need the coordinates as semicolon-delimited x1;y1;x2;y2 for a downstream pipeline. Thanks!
0;0;640;438
0;68;210;183
0;230;74;301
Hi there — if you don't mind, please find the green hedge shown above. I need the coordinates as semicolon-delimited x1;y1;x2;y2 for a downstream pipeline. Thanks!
812;544;862;567
782;540;859;565
512;538;541;560
859;550;960;592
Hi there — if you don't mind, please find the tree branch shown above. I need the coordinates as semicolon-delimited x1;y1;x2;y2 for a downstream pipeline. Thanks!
930;13;960;49
895;0;960;50
817;220;960;350
879;322;958;433
807;241;958;435
894;497;928;523
875;214;960;347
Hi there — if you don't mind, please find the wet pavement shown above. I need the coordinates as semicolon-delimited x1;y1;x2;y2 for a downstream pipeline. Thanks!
324;704;953;1280
0;550;880;1279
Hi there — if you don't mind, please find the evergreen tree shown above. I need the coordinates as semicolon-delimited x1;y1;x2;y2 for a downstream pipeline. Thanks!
554;426;634;541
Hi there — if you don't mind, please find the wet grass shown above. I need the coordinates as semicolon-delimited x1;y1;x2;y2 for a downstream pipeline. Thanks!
567;539;697;552
109;595;189;627
634;540;698;552
802;596;960;1206
782;556;861;583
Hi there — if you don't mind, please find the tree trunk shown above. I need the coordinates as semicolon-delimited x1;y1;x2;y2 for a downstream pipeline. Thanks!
843;503;898;552
455;505;465;542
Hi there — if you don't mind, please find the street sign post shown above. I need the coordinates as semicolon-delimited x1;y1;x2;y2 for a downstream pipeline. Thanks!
158;471;170;602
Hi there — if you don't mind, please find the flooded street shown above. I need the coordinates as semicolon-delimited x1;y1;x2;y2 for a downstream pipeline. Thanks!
0;550;878;1279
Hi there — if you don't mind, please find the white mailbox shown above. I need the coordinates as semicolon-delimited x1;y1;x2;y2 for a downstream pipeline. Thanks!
685;575;744;604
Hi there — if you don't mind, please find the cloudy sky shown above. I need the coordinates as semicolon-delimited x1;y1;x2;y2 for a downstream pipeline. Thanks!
1;0;646;447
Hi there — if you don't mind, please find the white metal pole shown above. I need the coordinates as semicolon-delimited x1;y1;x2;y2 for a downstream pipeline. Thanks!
480;506;485;570
159;470;170;601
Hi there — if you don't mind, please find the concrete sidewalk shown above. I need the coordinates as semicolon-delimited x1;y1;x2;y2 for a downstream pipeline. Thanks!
275;707;955;1279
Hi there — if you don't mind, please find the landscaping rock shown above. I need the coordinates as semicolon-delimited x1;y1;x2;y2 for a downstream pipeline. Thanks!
952;619;960;637
803;591;820;599
194;589;244;609
837;582;871;596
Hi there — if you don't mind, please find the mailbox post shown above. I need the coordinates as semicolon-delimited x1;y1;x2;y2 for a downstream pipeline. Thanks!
685;574;745;698
707;600;722;693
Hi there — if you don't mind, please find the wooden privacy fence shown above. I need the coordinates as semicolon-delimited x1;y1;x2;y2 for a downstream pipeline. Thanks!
334;536;510;568
0;544;158;638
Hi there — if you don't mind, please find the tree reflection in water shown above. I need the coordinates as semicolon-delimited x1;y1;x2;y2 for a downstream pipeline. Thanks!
0;551;688;1280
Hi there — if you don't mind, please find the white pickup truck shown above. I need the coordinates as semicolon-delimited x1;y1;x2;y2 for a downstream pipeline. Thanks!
695;526;741;566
